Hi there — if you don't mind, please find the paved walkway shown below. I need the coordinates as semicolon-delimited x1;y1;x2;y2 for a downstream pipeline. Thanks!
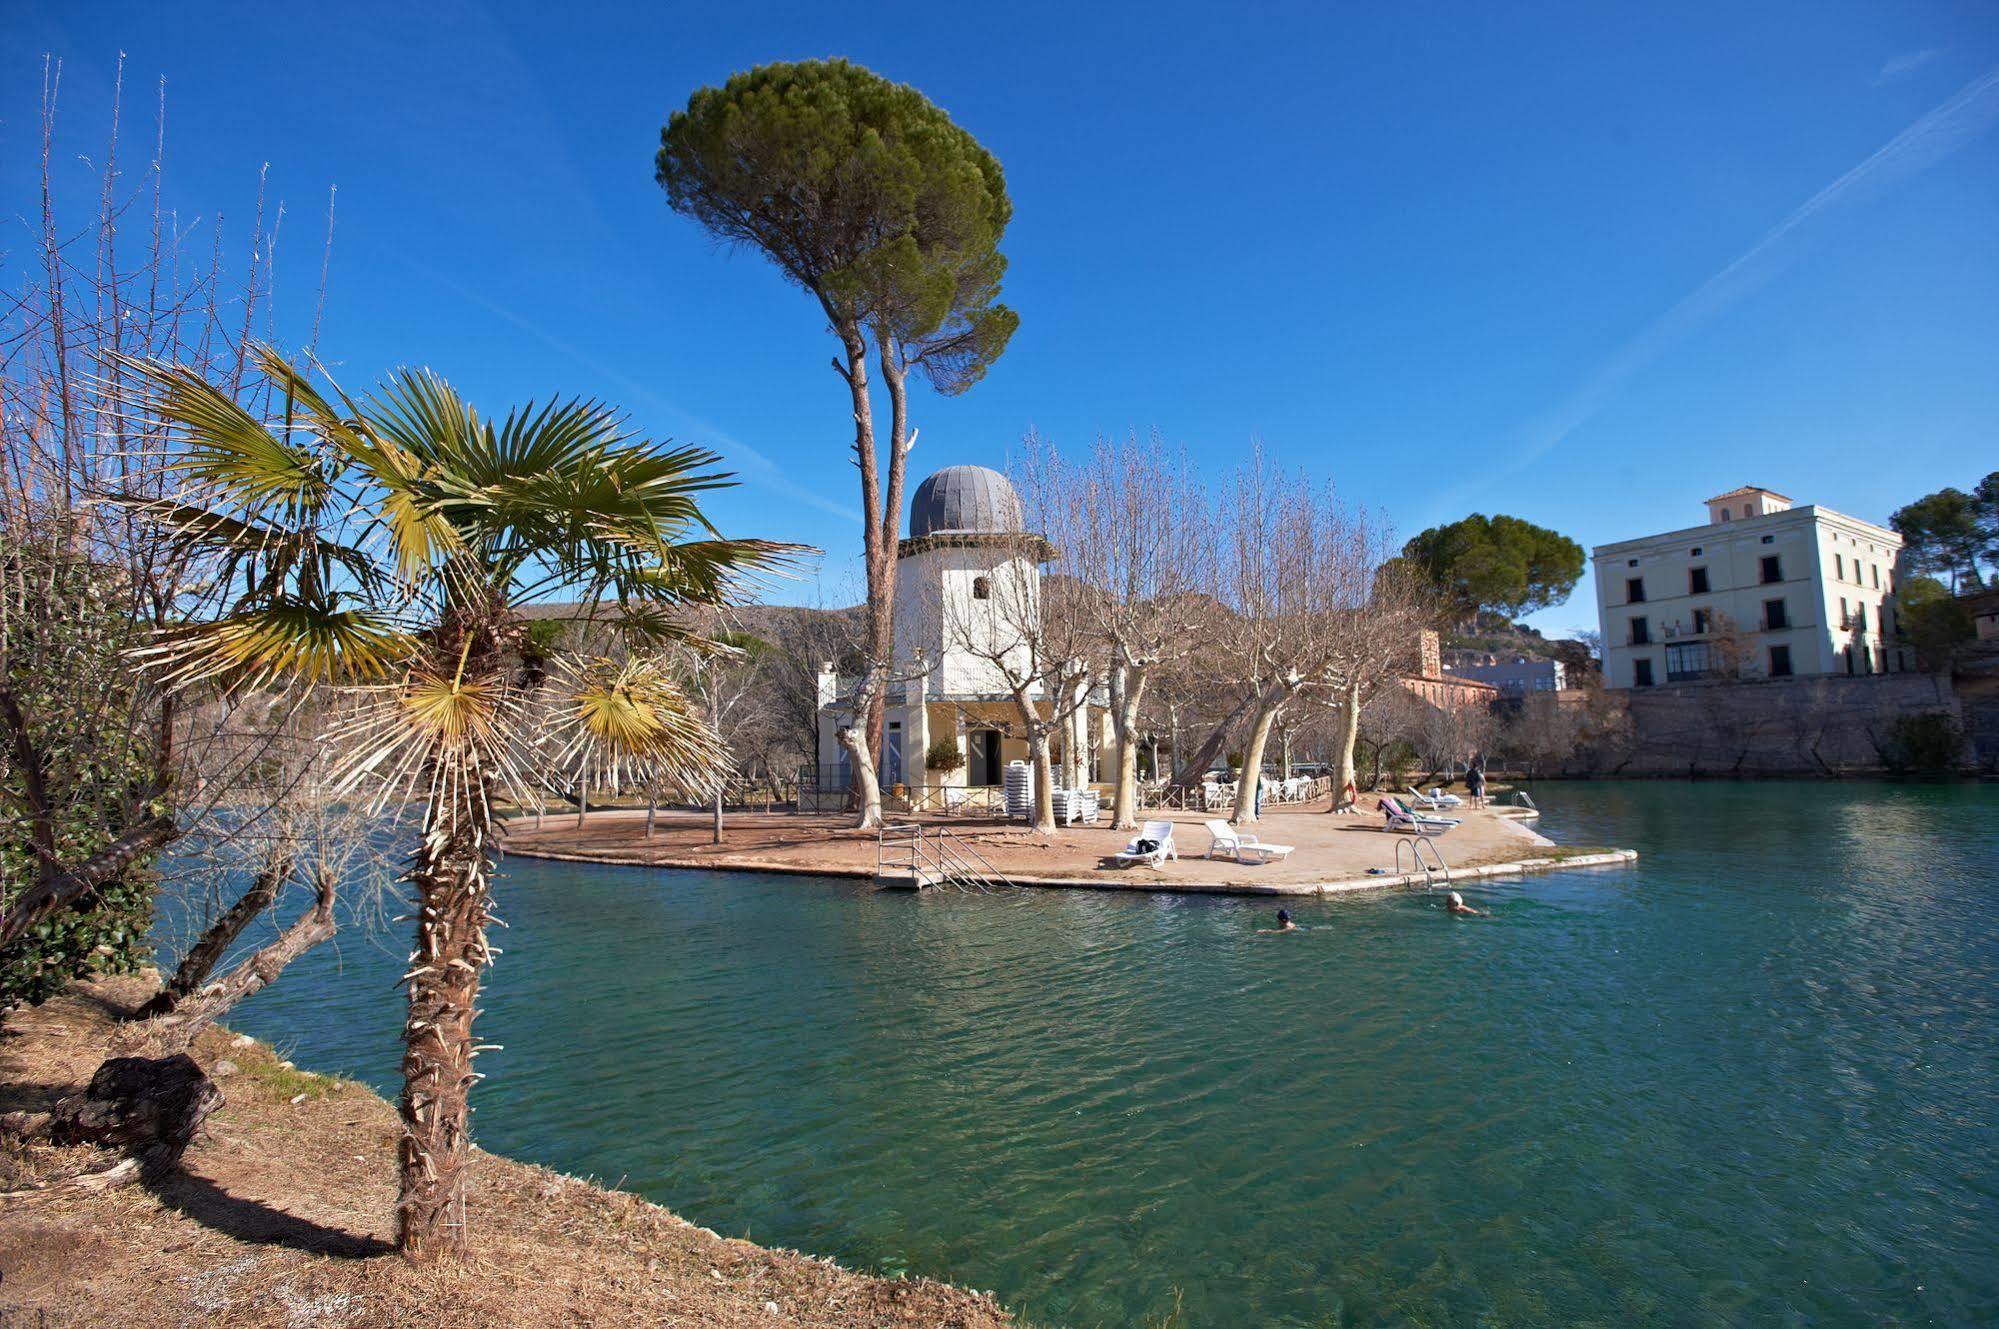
501;797;1629;896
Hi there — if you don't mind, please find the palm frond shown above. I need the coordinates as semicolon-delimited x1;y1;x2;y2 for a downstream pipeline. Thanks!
129;599;416;693
328;667;534;822
113;352;330;515
108;495;387;598
536;654;727;796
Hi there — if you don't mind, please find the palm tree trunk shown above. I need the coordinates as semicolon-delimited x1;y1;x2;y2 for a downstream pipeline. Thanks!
397;778;496;1260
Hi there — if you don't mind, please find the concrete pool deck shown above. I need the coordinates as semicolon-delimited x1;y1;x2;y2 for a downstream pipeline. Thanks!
501;798;1637;897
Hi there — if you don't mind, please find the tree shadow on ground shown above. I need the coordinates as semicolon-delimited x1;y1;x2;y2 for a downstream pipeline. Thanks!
148;1168;392;1257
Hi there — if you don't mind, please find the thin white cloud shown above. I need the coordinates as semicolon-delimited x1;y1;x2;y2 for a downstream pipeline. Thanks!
388;248;861;527
1876;48;1944;86
1429;63;1999;520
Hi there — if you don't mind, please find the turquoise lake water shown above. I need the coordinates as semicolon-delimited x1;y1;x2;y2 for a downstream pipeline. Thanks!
218;782;1998;1327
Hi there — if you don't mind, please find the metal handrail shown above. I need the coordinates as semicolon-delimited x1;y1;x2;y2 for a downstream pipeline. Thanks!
879;823;923;877
876;822;1017;893
1394;835;1450;889
932;828;1016;893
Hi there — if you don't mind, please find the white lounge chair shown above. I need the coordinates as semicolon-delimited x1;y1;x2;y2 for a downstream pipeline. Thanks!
1115;820;1178;866
1405;786;1463;811
1202;819;1295;864
1381;796;1457;837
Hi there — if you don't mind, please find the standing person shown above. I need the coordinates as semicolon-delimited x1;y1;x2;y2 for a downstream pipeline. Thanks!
1467;759;1487;809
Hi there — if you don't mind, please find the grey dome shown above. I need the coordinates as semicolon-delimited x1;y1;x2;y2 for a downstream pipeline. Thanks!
908;465;1024;539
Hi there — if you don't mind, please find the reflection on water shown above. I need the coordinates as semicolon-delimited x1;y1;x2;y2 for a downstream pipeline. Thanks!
216;782;1999;1327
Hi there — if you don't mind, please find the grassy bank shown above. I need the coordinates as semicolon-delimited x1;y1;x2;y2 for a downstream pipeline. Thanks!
0;976;1010;1328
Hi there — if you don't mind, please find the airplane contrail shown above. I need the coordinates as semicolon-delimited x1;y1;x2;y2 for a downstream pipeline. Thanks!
1435;63;1999;513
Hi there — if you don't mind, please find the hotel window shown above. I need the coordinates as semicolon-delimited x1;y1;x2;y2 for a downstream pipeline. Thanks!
1689;567;1709;594
1764;598;1788;630
971;575;991;600
1719;510;1731;522
1633;659;1654;687
1839;597;1849;628
1666;643;1712;683
1871;565;1880;589
1629;615;1650;646
1626;577;1646;603
1834;554;1844;580
1760;554;1782;584
1690;546;1703;557
1760;534;1774;544
1742;504;1752;518
1852;603;1866;632
1692;608;1711;635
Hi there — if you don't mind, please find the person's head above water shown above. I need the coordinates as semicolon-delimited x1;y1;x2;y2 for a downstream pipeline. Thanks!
1446;892;1464;907
1277;909;1292;925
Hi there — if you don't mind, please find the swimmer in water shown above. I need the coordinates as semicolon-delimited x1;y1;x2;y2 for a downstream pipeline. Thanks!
1444;891;1485;918
1258;908;1299;934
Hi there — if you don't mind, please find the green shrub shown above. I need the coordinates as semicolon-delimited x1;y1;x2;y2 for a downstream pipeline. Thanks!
1;542;162;1006
924;738;965;772
1883;712;1964;775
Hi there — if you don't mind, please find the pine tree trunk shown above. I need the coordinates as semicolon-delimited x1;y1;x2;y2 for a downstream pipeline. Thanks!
397;770;496;1260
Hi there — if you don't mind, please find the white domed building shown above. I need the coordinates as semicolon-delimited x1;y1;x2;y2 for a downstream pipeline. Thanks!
813;465;1107;809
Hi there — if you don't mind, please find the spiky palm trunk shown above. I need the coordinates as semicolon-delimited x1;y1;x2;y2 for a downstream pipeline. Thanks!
398;782;493;1258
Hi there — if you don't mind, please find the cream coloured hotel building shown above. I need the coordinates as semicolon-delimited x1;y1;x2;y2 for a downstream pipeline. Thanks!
1593;487;1910;690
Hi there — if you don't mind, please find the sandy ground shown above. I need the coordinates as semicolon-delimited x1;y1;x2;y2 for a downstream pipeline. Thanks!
0;977;1011;1328
503;796;1561;894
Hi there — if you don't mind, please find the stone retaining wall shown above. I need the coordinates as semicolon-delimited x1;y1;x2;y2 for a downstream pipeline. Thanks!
1572;673;1966;777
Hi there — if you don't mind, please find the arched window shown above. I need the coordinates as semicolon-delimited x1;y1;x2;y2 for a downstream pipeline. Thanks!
972;575;991;600
1719;509;1730;522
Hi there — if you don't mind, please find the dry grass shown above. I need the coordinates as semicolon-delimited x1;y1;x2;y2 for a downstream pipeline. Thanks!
0;976;1011;1328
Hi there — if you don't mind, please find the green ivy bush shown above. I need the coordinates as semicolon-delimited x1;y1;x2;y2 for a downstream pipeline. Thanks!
1;542;163;1005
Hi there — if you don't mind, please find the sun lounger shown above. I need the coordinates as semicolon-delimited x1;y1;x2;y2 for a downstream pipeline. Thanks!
1115;820;1178;866
1202;819;1295;864
1404;786;1463;811
1381;796;1458;837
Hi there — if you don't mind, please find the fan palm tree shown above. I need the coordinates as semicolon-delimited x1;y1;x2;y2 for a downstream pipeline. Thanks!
118;344;797;1259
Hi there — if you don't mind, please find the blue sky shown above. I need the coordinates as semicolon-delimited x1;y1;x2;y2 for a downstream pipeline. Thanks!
6;2;1996;636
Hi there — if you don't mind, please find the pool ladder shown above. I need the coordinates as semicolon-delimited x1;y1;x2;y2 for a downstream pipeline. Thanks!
878;823;1016;893
1394;835;1450;890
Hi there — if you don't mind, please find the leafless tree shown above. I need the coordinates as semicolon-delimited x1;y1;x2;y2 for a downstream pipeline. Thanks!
928;513;1095;835
0;56;336;984
1210;448;1369;824
1041;431;1210;829
1321;554;1438;810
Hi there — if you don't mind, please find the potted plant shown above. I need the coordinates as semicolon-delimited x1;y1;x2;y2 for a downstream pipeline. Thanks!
926;738;966;773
